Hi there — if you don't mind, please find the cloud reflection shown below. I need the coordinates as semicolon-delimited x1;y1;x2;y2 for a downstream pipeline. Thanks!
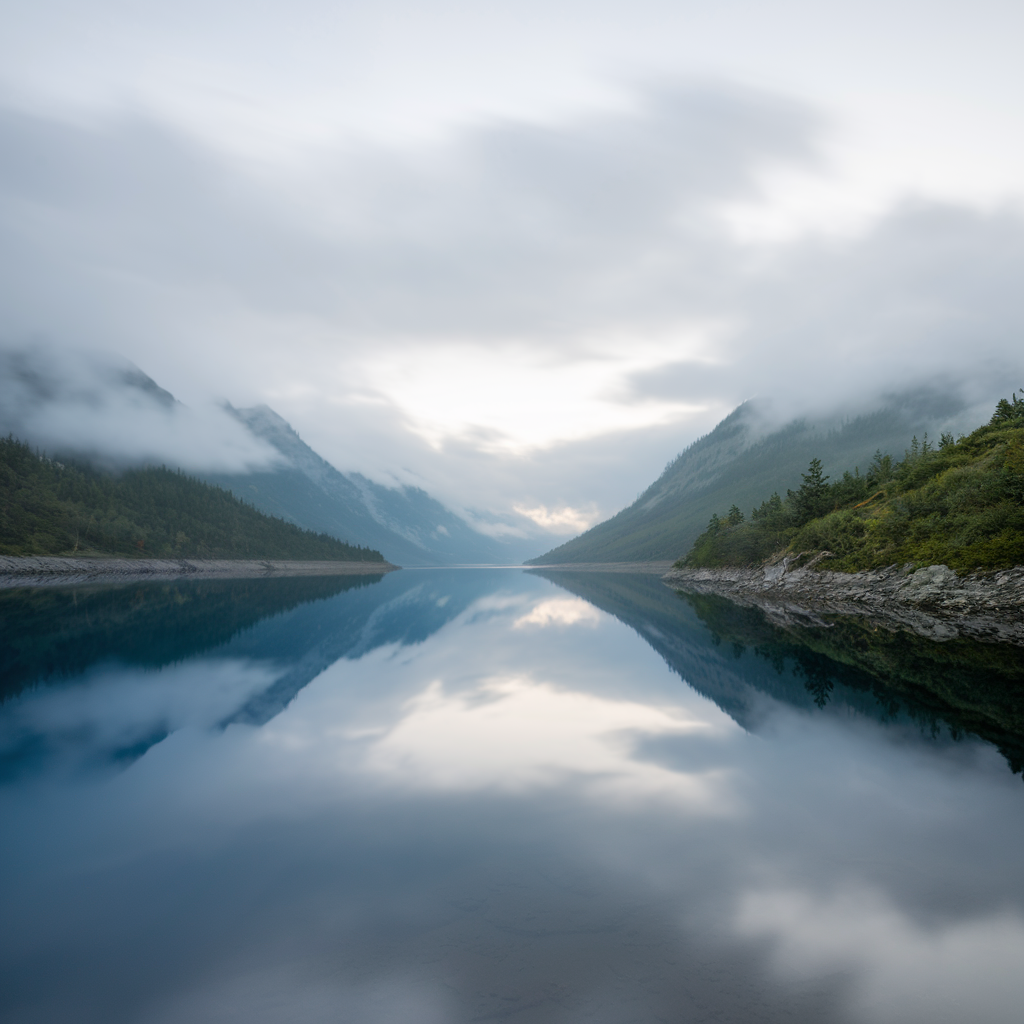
362;675;735;809
737;887;1024;1024
0;659;275;777
513;596;602;629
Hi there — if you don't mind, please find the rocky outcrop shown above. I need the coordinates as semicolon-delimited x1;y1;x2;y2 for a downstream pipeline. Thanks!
662;558;1024;646
0;556;399;589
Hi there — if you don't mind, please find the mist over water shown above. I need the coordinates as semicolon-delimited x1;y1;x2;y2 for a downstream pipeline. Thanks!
2;569;1023;1023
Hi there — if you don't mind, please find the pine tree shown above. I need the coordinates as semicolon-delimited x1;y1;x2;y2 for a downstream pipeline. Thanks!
789;457;831;525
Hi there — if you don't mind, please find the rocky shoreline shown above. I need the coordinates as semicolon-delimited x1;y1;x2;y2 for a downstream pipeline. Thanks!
662;559;1024;646
0;556;400;589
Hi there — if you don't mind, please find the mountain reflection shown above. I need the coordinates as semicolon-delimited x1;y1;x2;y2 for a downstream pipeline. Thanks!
0;570;511;777
1;574;384;700
3;569;1024;1023
531;570;1024;776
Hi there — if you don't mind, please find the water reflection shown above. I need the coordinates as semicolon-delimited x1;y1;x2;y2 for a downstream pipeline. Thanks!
0;574;384;700
1;570;507;776
1;569;1023;1023
535;569;1024;773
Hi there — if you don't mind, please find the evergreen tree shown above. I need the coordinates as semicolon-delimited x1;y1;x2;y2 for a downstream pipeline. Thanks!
788;457;832;525
763;492;786;528
868;450;895;485
990;390;1024;425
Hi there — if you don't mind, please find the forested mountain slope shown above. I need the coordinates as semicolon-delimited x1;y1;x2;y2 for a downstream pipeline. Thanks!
528;390;973;565
0;436;383;562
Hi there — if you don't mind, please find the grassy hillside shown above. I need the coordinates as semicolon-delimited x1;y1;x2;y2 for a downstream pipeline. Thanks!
680;393;1024;573
527;390;971;565
0;436;385;562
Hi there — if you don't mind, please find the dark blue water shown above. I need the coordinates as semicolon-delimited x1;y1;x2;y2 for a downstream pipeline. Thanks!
2;568;1023;1023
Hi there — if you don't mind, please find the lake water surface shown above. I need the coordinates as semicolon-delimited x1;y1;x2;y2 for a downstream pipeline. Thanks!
2;568;1024;1024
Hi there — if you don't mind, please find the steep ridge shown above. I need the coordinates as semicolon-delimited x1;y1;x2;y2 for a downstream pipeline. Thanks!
677;391;1024;575
528;390;974;565
206;405;539;566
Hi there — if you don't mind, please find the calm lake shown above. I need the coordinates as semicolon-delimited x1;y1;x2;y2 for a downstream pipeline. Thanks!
2;567;1023;1024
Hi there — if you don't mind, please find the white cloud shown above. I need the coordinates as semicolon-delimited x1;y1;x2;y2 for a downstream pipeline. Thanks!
512;503;599;534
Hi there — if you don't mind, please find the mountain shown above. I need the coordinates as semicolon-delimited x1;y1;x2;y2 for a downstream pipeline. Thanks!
0;435;384;561
205;404;541;566
527;389;977;565
681;391;1024;573
0;345;542;567
0;345;179;418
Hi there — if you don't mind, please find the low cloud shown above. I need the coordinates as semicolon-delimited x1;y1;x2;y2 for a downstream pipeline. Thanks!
0;86;1021;522
0;342;281;472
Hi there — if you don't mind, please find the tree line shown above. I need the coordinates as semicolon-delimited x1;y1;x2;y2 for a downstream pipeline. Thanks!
0;435;385;562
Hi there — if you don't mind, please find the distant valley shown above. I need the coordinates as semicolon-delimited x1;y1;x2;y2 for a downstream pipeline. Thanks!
205;404;541;567
2;344;1008;571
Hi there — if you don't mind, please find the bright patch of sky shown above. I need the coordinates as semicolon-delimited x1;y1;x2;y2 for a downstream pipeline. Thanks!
346;330;719;454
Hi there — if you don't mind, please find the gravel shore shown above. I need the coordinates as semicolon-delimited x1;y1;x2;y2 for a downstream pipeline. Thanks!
663;560;1024;646
0;556;400;589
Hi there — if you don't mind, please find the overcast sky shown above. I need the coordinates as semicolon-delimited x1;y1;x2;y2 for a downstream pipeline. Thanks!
2;0;1023;535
